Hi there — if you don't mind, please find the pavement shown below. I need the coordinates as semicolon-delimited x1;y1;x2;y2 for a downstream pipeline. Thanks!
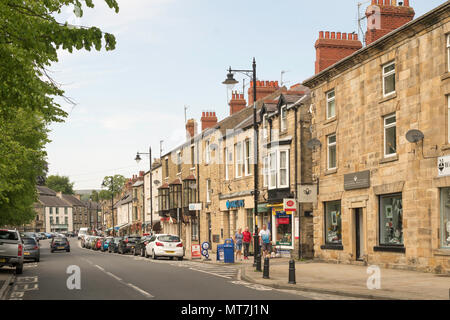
0;269;15;299
186;252;450;300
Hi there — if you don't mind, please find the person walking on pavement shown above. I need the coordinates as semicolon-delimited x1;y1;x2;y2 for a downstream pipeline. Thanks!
234;228;244;261
242;227;252;260
259;224;271;259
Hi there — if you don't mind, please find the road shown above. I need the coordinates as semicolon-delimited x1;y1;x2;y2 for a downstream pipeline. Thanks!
1;239;316;300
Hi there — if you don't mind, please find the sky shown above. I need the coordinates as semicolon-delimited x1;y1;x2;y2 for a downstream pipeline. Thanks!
46;0;446;190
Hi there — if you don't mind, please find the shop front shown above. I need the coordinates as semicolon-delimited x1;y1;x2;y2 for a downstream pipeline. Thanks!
267;204;294;256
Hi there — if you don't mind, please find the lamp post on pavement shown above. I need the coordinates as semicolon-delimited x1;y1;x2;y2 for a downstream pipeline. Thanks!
135;146;153;235
223;58;260;268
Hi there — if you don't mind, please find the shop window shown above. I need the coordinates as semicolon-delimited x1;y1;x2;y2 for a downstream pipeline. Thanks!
324;200;342;245
327;134;337;170
384;114;396;157
379;194;403;246
382;62;395;96
326;89;335;119
440;188;450;248
274;209;293;247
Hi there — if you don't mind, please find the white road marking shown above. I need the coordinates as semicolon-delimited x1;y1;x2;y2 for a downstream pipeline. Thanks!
189;268;231;279
94;265;105;271
127;283;154;298
106;272;122;282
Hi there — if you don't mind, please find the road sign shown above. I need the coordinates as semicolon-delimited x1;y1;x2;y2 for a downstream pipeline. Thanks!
191;244;201;259
189;203;202;211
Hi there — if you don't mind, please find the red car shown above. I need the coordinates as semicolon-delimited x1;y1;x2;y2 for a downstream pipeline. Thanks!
95;237;103;251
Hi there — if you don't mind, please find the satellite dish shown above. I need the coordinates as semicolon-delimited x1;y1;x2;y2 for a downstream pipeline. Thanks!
307;138;322;149
153;180;161;186
405;129;424;143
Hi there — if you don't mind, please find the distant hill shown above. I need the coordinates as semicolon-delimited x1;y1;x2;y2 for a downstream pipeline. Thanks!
74;189;101;201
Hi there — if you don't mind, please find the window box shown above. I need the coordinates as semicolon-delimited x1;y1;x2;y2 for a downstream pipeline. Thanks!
373;246;405;253
320;244;344;250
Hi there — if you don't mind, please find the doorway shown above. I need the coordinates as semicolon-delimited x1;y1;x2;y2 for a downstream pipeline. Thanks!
354;208;364;261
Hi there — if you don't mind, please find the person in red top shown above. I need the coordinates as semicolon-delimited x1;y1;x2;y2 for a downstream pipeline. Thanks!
242;227;252;260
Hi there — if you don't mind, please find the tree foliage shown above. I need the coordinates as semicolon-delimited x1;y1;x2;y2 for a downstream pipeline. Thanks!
101;175;126;199
46;175;74;194
0;0;119;226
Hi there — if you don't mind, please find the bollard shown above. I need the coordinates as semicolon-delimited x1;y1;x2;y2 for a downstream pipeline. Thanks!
256;253;262;272
263;257;270;279
288;259;296;284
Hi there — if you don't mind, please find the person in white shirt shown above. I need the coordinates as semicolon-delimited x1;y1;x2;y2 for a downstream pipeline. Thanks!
258;224;271;259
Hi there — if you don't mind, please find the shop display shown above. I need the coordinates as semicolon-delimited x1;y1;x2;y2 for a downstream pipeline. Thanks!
325;201;342;244
380;194;403;245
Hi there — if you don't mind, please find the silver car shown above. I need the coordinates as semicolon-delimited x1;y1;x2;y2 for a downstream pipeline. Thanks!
0;229;24;274
22;237;40;262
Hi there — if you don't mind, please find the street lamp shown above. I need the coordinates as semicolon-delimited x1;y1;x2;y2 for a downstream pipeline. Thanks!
223;58;260;269
135;147;153;235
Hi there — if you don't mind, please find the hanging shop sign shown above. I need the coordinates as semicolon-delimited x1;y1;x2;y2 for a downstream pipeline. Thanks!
189;203;202;211
298;184;318;203
226;199;245;210
438;155;450;177
283;198;297;212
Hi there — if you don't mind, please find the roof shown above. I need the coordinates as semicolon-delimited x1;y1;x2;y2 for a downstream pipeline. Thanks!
82;200;102;210
132;180;144;187
38;195;71;207
61;194;85;206
114;193;132;208
37;186;56;196
303;1;450;88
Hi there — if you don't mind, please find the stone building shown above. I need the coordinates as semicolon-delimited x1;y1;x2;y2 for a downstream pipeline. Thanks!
62;194;86;232
303;1;450;273
144;160;162;234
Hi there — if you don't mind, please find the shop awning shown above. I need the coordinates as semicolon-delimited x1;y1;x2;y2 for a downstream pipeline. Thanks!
119;223;131;230
114;223;128;231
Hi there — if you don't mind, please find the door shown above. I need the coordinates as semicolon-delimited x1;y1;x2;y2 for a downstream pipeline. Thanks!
354;208;364;260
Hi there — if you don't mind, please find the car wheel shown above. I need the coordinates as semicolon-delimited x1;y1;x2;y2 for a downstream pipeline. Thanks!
16;264;23;274
178;257;183;261
35;257;40;262
67;249;70;252
140;248;145;257
152;250;157;260
145;248;149;258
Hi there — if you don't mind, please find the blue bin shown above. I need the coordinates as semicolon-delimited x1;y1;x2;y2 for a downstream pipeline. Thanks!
223;238;235;263
217;244;224;262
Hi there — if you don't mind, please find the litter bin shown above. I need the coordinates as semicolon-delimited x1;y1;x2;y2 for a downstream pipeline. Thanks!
217;244;224;262
223;238;235;263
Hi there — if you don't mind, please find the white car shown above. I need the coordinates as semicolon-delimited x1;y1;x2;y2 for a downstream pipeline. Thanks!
145;234;184;260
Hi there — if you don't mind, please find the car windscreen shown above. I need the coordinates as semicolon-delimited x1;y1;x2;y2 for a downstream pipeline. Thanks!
0;231;18;240
53;238;67;244
127;237;140;242
157;235;180;242
23;238;37;245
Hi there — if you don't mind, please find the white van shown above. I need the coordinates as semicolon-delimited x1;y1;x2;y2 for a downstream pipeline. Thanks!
78;227;88;240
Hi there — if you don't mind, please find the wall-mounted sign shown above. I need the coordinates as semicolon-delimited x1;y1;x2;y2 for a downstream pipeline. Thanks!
344;170;370;191
283;198;297;212
298;184;317;203
212;235;220;243
438;155;450;177
226;199;245;210
189;203;202;211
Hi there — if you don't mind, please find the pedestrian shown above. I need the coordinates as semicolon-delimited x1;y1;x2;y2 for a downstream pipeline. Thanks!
234;228;243;261
259;224;271;259
242;227;252;260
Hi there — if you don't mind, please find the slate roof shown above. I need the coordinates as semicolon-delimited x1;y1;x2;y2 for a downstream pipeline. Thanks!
61;194;85;206
82;200;102;210
38;195;71;207
37;186;56;196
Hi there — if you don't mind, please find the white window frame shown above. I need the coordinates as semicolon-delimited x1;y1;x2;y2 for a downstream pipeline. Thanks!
327;134;337;170
224;147;229;181
280;106;287;132
263;156;269;187
382;62;396;97
447;34;450;73
235;142;243;178
176;150;182;174
206;179;211;203
205;140;211;164
268;151;277;190
326;89;336;119
278;149;289;189
244;139;252;176
384;114;397;158
448;95;450;144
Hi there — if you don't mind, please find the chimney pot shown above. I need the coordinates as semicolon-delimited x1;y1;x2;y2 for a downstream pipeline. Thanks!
342;32;347;40
331;32;336;39
337;32;341;40
325;31;330;39
319;31;324;39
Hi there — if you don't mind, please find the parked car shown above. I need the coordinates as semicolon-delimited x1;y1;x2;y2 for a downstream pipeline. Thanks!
101;237;113;252
21;232;39;243
44;233;52;239
108;237;122;253
90;236;99;250
51;237;70;253
22;237;40;262
118;235;141;255
145;234;184;260
78;227;88;240
38;232;47;240
134;235;153;257
0;229;24;274
94;237;103;251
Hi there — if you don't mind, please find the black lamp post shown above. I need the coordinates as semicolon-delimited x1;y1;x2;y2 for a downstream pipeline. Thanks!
223;58;260;268
135;147;153;235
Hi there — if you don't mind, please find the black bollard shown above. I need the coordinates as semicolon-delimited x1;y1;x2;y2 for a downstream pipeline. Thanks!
256;253;262;272
263;257;270;279
288;259;296;284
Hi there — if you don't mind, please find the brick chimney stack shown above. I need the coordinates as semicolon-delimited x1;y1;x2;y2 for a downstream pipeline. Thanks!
247;81;280;106
229;91;247;115
186;119;198;139
315;31;363;74
365;0;415;46
200;111;218;131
